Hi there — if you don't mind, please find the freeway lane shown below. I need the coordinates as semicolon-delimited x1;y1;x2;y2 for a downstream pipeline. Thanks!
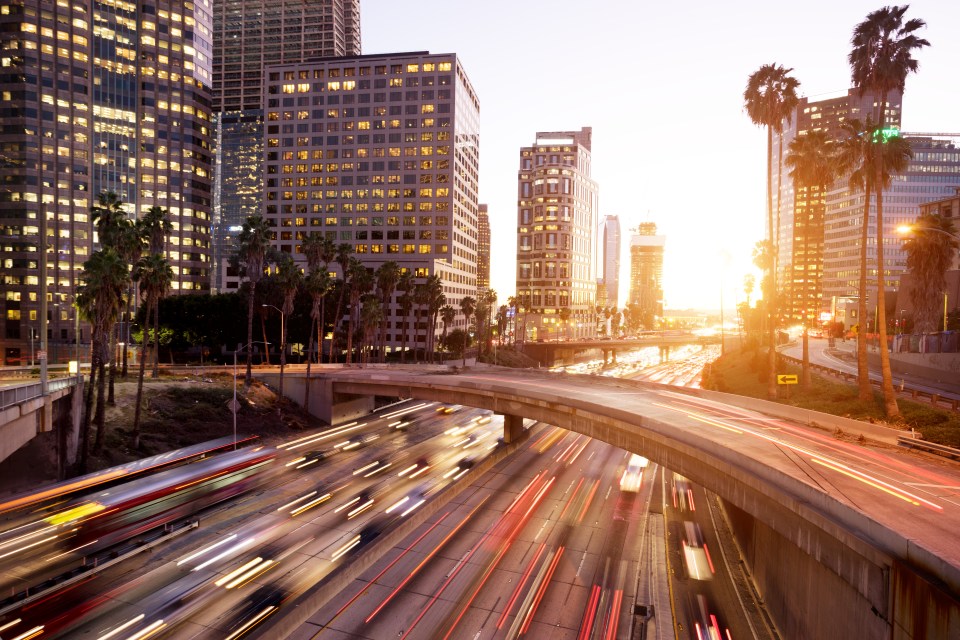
316;367;960;596
291;429;656;639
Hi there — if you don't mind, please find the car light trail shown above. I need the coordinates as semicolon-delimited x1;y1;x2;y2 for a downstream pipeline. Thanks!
346;499;374;519
124;620;165;640
192;537;257;571
400;499;426;517
496;542;547;629
290;491;331;515
333;496;360;514
331;535;361;561
176;534;237;566
97;615;146;640
223;606;276;640
518;546;566;635
385;496;409;514
279;422;364;451
215;557;265;587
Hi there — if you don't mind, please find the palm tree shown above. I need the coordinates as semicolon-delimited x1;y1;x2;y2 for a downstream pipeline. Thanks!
837;118;912;408
480;289;497;358
138;207;171;378
496;305;508;347
76;249;128;460
413;282;430;363
130;254;172;449
375;261;401;363
329;243;353;363
744;63;801;400
423;275;445;363
303;267;333;413
360;297;383;364
559;307;572;341
274;254;302;397
507;296;518;346
440;304;456;361
397;272;414;363
785;130;838;388
302;233;336;363
849;5;929;418
345;259;372;364
743;274;755;308
459;295;476;367
903;214;959;333
91;191;128;248
236;215;272;387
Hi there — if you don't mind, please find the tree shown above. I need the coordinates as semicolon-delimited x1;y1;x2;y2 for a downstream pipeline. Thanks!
744;63;800;400
479;289;497;357
903;214;959;333
837;118;912;409
397;272;415;363
444;328;470;364
440;304;456;361
743;274;756;308
138;208;172;377
302;233;337;363
375;261;401;363
786;129;838;388
236;216;272;387
559;307;572;340
459;296;476;367
848;4;929;418
303;267;333;413
130;254;172;449
273;254;302;396
423;275;445;363
76;249;128;462
345;259;372;364
360;297;383;364
329;243;353;363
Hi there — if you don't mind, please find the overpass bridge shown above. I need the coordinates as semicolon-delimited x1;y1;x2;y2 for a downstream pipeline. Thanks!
521;334;720;366
0;376;82;469
262;366;960;640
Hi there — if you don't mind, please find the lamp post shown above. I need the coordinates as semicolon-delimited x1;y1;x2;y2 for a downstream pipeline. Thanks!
233;341;268;450
261;304;286;396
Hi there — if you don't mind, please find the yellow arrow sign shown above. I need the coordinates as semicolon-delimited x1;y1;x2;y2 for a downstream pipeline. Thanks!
777;374;799;385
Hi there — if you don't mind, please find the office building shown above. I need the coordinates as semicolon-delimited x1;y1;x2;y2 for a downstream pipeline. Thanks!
600;215;620;309
515;127;599;341
477;204;490;291
0;0;214;365
259;52;480;352
822;133;960;316
211;0;361;291
628;222;665;328
774;89;900;325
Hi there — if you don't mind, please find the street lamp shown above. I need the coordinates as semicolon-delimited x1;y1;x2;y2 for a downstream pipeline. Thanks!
233;341;269;450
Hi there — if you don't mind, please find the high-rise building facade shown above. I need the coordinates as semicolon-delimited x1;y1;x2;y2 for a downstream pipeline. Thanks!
822;133;960;314
477;204;490;291
259;52;480;350
773;89;899;325
600;215;620;309
628;222;665;328
211;0;361;291
515;128;598;341
0;0;214;364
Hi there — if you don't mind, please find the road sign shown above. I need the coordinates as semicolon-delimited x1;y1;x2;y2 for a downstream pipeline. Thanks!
37;350;47;360
227;398;241;413
777;374;798;385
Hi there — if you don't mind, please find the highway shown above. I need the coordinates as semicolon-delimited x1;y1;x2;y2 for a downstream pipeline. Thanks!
780;337;960;402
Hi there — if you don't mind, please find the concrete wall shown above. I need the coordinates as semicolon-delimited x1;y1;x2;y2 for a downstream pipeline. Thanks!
0;383;82;469
887;351;960;383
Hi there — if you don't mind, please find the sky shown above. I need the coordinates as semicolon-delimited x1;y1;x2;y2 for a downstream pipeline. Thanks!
362;0;960;311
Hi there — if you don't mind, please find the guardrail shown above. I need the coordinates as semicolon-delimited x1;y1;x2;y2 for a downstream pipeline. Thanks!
897;435;960;461
778;353;959;413
0;376;79;412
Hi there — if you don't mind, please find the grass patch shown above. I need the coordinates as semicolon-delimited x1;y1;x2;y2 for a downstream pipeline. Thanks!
702;345;960;446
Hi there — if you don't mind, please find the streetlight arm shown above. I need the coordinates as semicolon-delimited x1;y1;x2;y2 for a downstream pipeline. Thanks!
896;224;960;243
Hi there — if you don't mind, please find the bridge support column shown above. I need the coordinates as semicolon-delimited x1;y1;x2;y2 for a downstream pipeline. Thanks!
307;378;374;425
659;345;670;363
602;349;609;365
502;414;525;444
611;349;617;364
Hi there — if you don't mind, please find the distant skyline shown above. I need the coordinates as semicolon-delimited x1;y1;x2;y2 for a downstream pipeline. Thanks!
363;0;960;310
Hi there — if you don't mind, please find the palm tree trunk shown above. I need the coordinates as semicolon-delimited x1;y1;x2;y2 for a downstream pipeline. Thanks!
874;186;900;417
856;187;873;402
318;297;326;364
108;322;117;405
331;287;347;364
245;282;256;388
93;345;108;454
801;328;810;388
121;287;132;378
132;298;152;449
345;298;355;365
260;313;270;365
400;312;408;363
279;314;287;396
305;315;315;414
765;126;778;401
152;300;160;378
80;337;98;473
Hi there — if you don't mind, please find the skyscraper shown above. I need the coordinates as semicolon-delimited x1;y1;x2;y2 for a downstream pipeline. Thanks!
774;89;899;325
822;133;960;315
0;0;214;364
477;204;490;291
601;215;621;309
211;0;361;291
629;223;665;328
259;52;480;352
515;128;598;341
